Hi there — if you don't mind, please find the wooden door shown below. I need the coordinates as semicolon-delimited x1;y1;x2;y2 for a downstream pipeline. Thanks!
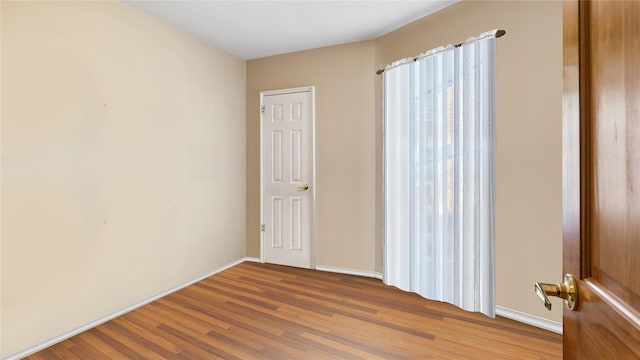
563;0;640;358
261;87;315;269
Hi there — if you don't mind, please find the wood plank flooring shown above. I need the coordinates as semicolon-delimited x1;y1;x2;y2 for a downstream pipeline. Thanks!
26;262;562;359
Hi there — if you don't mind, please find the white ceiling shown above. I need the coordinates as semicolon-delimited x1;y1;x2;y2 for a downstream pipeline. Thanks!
120;1;458;60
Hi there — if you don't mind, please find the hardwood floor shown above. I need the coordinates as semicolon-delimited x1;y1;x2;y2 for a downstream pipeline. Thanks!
26;262;562;359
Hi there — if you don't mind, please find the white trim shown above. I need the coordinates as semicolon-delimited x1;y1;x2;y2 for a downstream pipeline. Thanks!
2;257;254;360
260;86;314;96
314;264;563;335
316;266;562;335
310;88;317;269
496;306;563;334
260;89;265;263
4;259;560;360
315;265;383;280
259;86;317;269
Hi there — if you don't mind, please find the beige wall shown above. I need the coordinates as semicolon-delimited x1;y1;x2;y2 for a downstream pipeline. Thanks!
1;1;562;355
247;0;563;322
1;1;246;356
375;0;563;322
246;41;376;271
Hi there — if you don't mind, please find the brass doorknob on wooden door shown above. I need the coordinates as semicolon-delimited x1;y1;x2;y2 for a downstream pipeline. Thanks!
296;183;309;190
534;274;578;311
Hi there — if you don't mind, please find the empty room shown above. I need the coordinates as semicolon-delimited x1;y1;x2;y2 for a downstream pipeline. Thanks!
2;0;639;359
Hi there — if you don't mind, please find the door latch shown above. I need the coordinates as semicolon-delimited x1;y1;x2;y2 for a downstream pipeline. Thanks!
534;274;578;311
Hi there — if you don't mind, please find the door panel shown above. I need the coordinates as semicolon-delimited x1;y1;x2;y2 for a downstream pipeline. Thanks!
563;1;640;358
262;90;313;268
272;131;283;182
589;0;640;308
271;197;283;248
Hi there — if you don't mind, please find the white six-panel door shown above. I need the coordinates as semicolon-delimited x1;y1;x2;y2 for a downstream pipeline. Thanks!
261;88;314;268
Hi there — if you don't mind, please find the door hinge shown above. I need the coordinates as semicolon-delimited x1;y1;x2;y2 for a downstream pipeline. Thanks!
260;224;265;232
261;105;265;114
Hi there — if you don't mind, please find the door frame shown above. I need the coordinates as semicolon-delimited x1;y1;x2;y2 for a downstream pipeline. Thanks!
562;0;584;286
259;86;317;268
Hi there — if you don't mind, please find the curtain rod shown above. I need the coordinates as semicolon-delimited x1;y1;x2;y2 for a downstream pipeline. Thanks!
375;29;506;75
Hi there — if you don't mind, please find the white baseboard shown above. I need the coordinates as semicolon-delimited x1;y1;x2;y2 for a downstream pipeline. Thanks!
314;263;562;335
313;266;562;335
2;257;256;360
496;306;563;334
315;265;383;279
6;259;560;360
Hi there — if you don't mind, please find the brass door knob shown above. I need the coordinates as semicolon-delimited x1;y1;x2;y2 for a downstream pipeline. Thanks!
296;183;309;191
534;274;578;311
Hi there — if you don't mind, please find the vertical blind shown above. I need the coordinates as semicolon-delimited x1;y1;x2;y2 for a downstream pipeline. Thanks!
383;30;498;317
